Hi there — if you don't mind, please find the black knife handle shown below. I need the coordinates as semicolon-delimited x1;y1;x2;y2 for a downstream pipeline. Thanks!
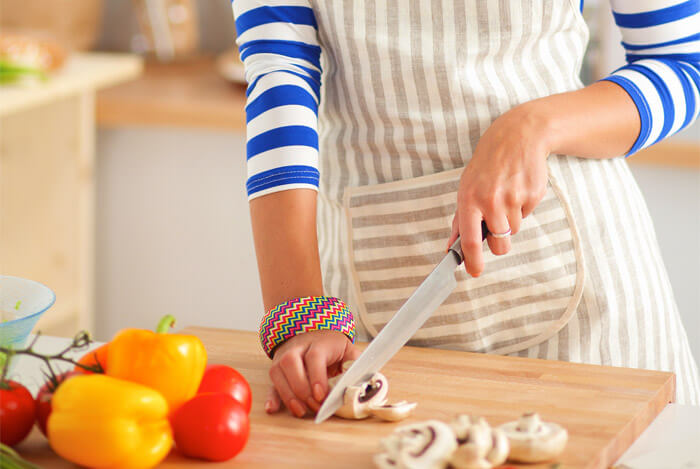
448;220;489;264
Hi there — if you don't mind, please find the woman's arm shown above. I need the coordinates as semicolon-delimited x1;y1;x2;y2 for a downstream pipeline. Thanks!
249;190;323;311
234;0;357;418
544;0;700;158
451;0;700;275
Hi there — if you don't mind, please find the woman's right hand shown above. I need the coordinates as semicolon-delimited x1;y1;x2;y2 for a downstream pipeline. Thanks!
266;330;359;418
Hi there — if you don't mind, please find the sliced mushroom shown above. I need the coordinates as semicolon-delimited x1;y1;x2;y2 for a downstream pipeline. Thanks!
449;416;508;469
450;423;492;469
375;420;458;469
334;371;389;419
369;401;418;422
499;412;568;463
450;415;488;444
328;360;416;421
485;428;509;467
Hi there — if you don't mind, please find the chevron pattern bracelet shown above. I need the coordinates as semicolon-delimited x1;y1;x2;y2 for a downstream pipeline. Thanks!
259;296;356;358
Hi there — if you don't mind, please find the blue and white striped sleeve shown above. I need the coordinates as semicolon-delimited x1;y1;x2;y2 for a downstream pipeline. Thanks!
232;1;321;200
602;0;700;155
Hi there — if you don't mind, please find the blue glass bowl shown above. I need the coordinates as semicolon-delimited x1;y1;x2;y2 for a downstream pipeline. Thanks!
0;275;56;350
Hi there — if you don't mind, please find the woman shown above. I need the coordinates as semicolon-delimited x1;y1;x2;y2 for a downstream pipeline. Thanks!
234;0;700;416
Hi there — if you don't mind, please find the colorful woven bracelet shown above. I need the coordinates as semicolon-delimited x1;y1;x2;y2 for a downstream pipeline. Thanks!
259;296;356;358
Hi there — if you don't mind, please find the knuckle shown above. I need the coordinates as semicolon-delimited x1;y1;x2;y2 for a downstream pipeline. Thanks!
304;347;322;362
462;238;481;250
278;352;296;368
505;190;520;207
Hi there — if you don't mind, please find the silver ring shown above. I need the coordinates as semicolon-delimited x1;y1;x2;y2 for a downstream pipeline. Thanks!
489;228;511;239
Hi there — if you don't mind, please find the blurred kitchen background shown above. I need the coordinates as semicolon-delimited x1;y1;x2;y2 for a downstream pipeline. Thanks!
1;0;698;364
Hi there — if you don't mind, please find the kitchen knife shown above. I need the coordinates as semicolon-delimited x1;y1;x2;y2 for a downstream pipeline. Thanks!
315;221;489;424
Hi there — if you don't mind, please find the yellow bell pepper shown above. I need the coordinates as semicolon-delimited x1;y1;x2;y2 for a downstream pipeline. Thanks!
48;374;172;469
106;315;207;412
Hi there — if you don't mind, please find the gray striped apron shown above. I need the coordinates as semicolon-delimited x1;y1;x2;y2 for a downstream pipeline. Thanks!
312;0;700;405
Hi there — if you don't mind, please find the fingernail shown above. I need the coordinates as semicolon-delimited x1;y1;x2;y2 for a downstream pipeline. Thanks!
265;400;273;413
313;383;325;402
289;399;306;417
306;397;320;412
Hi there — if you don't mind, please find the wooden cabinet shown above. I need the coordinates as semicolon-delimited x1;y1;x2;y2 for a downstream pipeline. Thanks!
0;53;142;335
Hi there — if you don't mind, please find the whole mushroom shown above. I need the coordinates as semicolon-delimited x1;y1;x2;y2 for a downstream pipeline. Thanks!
499;412;568;463
374;420;458;469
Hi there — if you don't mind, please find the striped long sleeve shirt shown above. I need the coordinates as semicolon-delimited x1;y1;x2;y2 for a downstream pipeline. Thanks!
233;0;700;200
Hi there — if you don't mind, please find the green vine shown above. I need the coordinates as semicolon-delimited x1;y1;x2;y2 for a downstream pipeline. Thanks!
0;331;103;389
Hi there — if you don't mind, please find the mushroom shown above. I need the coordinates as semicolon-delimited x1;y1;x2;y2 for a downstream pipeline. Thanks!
499;412;568;463
449;415;509;469
374;420;458;469
369;401;418;422
334;371;389;419
328;360;416;421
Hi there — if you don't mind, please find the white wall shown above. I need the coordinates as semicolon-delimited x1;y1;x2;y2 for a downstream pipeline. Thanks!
629;165;700;363
95;127;700;366
95;127;262;340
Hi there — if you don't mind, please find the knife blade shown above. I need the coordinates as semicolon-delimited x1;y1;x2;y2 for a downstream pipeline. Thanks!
315;222;488;424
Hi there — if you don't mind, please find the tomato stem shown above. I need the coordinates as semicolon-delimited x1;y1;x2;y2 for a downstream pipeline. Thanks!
156;315;176;334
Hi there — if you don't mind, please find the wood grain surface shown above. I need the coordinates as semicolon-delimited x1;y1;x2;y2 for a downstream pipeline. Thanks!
17;327;674;468
96;57;247;131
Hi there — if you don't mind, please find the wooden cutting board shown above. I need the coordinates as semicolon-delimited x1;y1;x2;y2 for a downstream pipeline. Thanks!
18;327;674;468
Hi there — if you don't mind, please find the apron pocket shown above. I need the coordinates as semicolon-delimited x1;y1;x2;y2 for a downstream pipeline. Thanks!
343;167;585;355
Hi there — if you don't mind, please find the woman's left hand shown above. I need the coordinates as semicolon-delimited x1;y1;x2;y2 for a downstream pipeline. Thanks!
448;104;551;277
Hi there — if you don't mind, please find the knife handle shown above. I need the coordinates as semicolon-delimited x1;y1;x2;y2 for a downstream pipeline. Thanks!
448;220;489;263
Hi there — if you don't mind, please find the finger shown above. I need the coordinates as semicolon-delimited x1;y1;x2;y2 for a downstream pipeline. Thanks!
305;344;329;403
459;210;485;277
265;386;282;414
522;186;546;219
279;351;314;404
485;212;512;256
506;205;523;236
447;214;459;251
269;365;309;418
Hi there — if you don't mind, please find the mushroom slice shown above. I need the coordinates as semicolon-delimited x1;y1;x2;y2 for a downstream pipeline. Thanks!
485;428;509;466
448;415;509;469
332;370;390;419
369;401;417;422
450;415;488;444
450;422;492;469
499;412;568;463
376;420;458;469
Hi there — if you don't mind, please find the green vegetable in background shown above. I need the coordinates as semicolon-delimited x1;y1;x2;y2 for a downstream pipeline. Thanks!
0;442;41;468
0;59;47;84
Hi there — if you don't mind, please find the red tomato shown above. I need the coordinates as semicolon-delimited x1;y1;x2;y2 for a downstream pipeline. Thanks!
0;380;36;446
36;371;78;436
197;364;252;413
171;393;249;462
74;343;109;374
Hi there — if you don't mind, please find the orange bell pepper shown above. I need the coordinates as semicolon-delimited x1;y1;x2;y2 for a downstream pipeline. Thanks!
106;315;207;413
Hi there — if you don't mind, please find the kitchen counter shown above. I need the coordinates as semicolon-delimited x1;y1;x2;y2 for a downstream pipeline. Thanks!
14;328;686;468
94;57;699;168
96;56;247;131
